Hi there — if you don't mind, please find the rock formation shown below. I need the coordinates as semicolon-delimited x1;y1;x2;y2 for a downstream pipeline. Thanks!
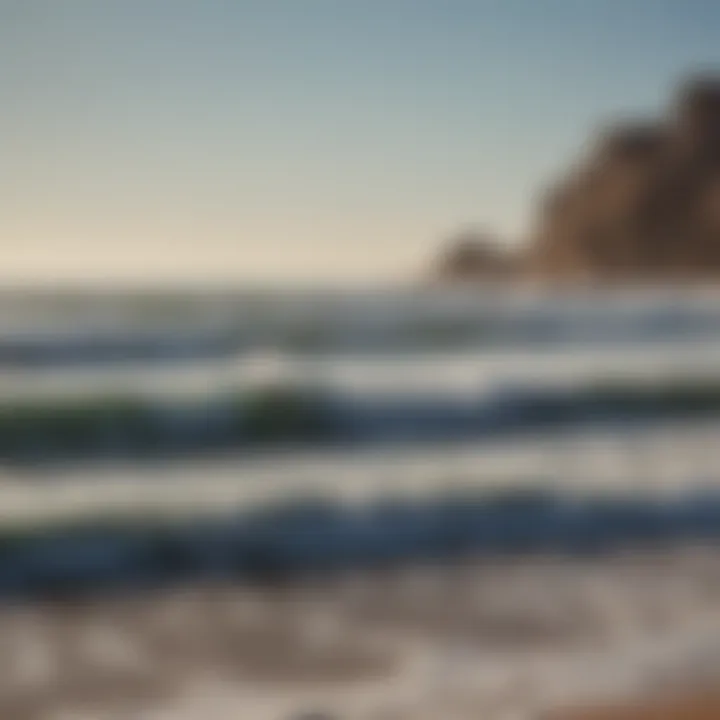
526;74;720;281
432;74;720;284
433;229;517;282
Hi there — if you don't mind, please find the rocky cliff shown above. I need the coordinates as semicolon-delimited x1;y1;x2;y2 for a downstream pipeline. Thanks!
526;75;720;281
432;74;720;284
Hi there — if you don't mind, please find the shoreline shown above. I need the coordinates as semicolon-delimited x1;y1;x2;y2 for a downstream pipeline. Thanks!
3;544;720;719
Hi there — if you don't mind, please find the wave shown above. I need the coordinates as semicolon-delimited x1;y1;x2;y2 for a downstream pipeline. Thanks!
1;485;720;601
1;378;720;467
5;288;720;366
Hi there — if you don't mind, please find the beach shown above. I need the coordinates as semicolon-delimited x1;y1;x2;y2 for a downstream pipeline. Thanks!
1;544;720;719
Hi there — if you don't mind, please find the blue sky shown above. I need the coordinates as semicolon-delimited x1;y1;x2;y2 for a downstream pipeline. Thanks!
2;0;720;282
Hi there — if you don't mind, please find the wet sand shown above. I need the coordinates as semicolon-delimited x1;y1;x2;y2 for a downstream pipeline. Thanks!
2;544;720;719
551;686;720;719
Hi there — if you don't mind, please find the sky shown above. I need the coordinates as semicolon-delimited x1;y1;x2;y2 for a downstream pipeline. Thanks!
2;0;720;284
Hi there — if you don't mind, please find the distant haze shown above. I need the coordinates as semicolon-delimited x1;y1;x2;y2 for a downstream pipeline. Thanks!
3;0;720;282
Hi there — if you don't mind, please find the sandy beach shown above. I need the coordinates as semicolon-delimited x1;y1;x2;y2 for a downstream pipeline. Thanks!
552;687;720;719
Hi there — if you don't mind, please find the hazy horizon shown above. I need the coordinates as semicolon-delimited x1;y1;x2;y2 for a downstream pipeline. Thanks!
4;0;720;283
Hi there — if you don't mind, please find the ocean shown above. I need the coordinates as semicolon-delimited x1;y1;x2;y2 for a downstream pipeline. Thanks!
2;286;720;718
